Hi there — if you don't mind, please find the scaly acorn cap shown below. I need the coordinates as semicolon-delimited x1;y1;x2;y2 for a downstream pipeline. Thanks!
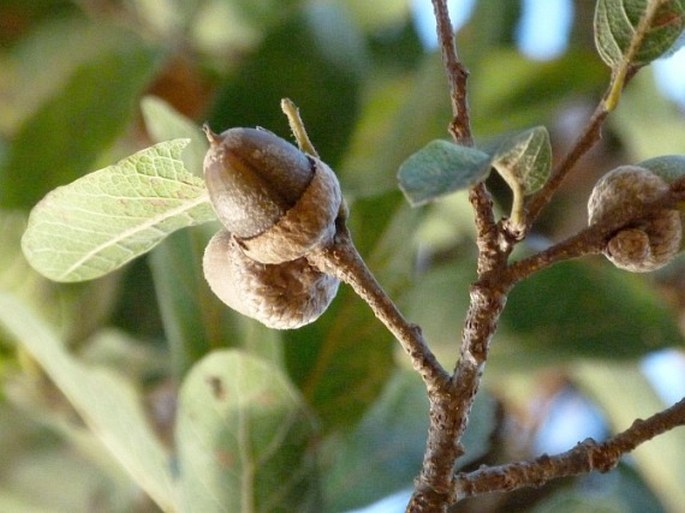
203;230;339;329
203;125;342;264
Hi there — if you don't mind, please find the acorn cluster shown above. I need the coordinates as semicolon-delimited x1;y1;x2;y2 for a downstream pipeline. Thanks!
202;126;341;329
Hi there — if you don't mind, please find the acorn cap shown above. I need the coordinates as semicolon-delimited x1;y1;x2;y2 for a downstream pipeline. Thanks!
203;230;339;329
239;158;342;264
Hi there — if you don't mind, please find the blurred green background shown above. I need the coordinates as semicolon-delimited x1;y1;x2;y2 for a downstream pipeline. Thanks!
1;1;684;512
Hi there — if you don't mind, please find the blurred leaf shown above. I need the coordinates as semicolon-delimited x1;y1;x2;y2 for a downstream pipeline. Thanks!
0;440;131;513
492;126;551;195
0;36;162;208
340;0;409;30
141;95;207;176
398;140;491;206
340;53;452;197
464;0;522;52
573;361;685;513
148;226;283;377
1;19;142;131
0;210;119;344
610;71;685;160
322;369;427;512
323;370;496;512
499;260;683;366
469;49;607;135
531;489;625;513
21;139;215;282
0;492;57;513
230;0;302;29
0;293;175;512
176;349;320;513
594;0;685;68
402;259;476;370
208;3;365;167
530;463;668;513
284;283;395;432
639;154;685;182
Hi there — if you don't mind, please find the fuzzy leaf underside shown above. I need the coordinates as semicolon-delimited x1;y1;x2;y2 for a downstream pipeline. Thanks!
176;350;321;513
491;126;552;195
397;140;491;206
21;139;216;282
594;0;685;68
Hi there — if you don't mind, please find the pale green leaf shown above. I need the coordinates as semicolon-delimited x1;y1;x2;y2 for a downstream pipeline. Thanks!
0;33;160;209
491;126;552;195
176;350;321;513
323;369;496;511
594;0;685;68
141;95;208;176
497;261;682;368
21;139;216;282
397;140;491;206
610;72;685;159
638;154;685;182
0;491;62;513
0;293;175;513
340;54;451;197
148;226;284;377
0;211;119;343
573;361;685;513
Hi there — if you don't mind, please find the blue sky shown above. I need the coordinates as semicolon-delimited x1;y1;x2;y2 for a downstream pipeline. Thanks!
412;0;685;106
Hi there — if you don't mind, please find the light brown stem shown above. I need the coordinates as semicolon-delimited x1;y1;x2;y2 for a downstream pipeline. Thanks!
308;219;450;392
455;397;685;499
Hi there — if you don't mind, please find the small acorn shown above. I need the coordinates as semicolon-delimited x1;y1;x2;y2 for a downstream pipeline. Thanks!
587;164;683;272
203;230;339;329
201;124;342;328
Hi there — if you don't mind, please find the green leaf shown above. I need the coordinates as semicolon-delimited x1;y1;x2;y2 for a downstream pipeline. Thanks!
322;369;496;512
468;49;607;135
498;260;683;367
148;226;283;377
0;293;175;513
0;37;161;208
322;369;426;511
638;154;685;182
594;0;685;68
609;71;685;159
141;95;208;176
573;361;685;513
208;3;365;167
397;140;491;206
340;53;452;198
491;126;552;195
284;284;395;432
176;350;321;513
0;210;119;344
21;139;216;282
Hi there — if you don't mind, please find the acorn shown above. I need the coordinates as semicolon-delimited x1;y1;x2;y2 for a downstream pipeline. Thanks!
202;125;342;264
203;230;339;329
201;125;342;328
587;164;683;272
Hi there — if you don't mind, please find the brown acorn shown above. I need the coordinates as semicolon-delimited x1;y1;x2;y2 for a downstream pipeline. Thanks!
587;165;682;272
201;125;342;328
203;231;339;329
203;125;342;264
